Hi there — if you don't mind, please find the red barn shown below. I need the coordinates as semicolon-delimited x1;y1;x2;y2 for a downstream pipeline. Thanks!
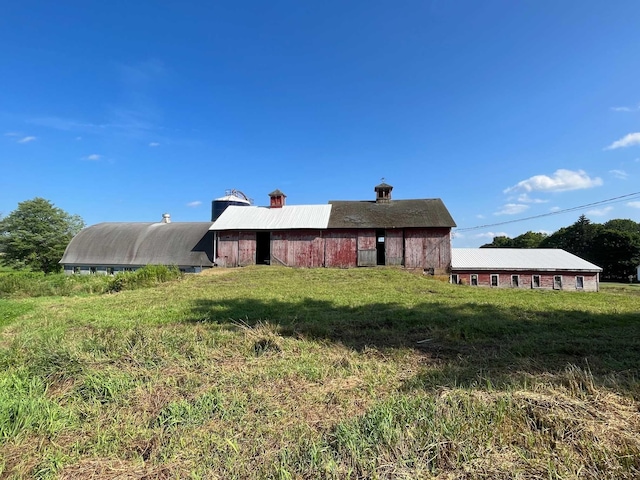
211;183;456;271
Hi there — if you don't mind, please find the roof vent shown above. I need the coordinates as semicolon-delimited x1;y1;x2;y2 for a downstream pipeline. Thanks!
269;189;286;208
374;180;393;203
161;213;171;223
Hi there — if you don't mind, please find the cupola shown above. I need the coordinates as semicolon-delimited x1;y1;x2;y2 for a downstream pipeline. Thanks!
374;181;393;203
269;189;286;208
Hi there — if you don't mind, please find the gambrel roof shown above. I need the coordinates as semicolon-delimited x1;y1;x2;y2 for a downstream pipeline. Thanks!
60;222;214;267
451;248;602;272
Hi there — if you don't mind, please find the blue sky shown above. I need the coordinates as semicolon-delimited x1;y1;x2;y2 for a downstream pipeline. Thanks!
2;1;640;247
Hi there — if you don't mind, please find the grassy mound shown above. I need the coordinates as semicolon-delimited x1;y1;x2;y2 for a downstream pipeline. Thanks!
0;267;638;478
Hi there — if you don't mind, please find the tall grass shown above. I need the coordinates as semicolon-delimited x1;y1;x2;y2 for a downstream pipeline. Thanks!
0;265;183;298
0;267;638;478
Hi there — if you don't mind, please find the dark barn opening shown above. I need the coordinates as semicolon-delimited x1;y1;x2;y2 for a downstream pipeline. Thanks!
376;229;386;266
256;231;271;264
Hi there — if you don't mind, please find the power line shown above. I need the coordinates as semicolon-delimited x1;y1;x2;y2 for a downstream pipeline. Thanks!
455;191;640;233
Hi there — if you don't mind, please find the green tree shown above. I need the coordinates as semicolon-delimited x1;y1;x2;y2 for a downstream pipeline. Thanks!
480;235;514;248
480;231;547;249
591;230;640;282
511;231;548;248
0;198;84;273
602;219;640;236
540;215;602;262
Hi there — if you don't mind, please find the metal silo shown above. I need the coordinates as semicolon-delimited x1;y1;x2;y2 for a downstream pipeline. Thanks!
211;189;252;221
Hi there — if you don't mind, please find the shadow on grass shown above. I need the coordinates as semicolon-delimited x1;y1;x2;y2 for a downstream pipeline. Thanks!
188;296;640;396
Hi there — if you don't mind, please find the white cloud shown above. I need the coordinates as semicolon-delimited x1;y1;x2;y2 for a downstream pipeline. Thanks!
149;142;160;147
17;136;36;143
475;214;486;219
84;154;101;161
628;201;640;209
186;201;202;207
611;103;640;112
517;193;548;204
504;169;602;193
549;206;561;212
605;132;640;150
586;206;613;217
494;204;529;216
609;169;628;179
473;232;509;239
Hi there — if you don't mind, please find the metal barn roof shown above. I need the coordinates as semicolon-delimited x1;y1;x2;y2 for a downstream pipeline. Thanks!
327;199;456;229
60;222;214;267
210;205;332;230
451;248;602;272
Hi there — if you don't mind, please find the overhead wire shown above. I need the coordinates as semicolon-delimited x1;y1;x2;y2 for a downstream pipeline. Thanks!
454;191;640;233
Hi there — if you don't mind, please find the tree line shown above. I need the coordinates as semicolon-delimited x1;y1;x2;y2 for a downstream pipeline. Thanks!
480;215;640;282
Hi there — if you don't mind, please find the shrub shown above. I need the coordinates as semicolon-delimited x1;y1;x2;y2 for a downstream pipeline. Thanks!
107;265;183;293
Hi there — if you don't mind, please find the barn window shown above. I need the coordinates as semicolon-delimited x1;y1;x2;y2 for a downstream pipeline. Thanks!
90;267;97;274
470;274;478;286
532;275;540;288
553;275;563;290
511;275;519;287
490;274;499;287
107;267;114;275
73;266;81;274
450;274;459;284
576;276;584;289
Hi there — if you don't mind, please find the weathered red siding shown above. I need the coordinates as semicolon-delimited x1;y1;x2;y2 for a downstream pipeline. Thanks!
217;227;453;270
357;229;376;266
238;231;255;266
404;228;451;272
452;270;599;292
385;229;404;266
217;232;239;267
271;230;325;267
325;230;358;268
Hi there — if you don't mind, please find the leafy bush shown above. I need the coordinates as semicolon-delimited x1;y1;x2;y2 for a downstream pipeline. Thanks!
107;265;183;293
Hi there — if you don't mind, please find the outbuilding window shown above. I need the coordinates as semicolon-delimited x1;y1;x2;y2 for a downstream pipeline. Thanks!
490;274;499;287
451;274;459;285
90;267;96;274
73;266;81;274
470;274;478;286
576;276;584;289
511;275;519;287
553;275;563;290
532;275;540;288
107;267;114;275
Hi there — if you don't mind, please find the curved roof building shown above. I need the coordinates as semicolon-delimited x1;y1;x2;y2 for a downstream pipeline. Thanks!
60;221;214;273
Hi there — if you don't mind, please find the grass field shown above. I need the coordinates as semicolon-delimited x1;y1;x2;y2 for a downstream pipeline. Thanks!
0;267;639;479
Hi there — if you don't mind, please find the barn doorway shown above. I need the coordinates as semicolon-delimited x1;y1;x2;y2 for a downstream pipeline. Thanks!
256;232;271;265
376;229;386;266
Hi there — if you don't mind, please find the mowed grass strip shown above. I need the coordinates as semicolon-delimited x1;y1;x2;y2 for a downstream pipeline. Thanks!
0;267;638;479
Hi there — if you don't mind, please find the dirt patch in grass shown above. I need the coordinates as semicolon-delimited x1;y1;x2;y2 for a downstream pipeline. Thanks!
59;458;178;479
